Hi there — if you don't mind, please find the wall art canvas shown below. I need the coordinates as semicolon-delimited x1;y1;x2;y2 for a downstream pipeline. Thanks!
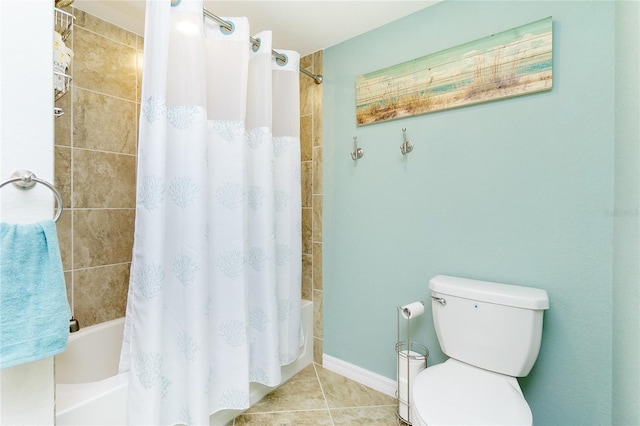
355;17;553;126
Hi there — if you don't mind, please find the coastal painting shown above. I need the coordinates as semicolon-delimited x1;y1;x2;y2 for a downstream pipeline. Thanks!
355;17;553;126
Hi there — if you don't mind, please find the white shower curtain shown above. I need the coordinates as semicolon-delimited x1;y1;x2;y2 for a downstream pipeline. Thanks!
119;0;302;424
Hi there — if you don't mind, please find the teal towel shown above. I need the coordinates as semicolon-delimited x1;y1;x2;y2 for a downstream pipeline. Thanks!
0;220;71;369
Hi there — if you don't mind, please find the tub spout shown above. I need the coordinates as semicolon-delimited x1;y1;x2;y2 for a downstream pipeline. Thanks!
69;316;80;333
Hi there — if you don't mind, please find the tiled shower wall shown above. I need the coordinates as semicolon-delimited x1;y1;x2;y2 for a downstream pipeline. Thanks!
54;9;141;328
300;52;324;365
54;11;324;359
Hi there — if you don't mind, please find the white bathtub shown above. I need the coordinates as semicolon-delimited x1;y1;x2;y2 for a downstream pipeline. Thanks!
55;299;314;425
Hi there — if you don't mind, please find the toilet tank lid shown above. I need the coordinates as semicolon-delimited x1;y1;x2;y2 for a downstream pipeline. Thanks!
429;275;549;310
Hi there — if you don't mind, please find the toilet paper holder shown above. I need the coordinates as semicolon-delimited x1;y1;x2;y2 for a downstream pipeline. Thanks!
396;302;429;425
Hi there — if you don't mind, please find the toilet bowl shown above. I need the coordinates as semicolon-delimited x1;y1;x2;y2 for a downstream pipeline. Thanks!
408;275;549;425
410;359;532;425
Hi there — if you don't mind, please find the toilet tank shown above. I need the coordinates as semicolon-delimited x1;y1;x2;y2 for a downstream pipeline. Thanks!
430;275;549;377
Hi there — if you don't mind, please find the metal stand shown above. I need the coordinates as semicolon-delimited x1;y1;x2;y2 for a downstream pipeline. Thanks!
396;305;428;425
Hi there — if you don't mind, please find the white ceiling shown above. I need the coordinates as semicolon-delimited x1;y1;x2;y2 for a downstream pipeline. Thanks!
72;1;440;56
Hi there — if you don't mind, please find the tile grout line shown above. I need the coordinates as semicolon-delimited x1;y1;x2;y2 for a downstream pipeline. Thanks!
231;364;398;424
72;146;137;157
73;85;140;107
69;54;76;318
72;20;138;51
235;407;333;415
313;362;336;426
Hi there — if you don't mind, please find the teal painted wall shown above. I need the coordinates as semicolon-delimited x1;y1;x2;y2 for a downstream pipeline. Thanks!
323;1;618;424
613;0;640;424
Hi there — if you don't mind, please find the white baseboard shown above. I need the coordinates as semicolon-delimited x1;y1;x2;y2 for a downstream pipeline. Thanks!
322;354;397;398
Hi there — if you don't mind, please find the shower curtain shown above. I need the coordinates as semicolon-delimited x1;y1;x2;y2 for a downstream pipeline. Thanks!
119;0;302;424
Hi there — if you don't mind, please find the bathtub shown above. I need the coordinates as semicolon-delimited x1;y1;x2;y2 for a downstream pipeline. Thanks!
55;299;314;425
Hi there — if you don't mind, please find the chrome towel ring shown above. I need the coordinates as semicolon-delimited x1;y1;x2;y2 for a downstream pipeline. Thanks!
0;170;64;223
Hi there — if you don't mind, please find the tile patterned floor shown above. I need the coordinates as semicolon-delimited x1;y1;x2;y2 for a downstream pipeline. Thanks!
231;363;400;425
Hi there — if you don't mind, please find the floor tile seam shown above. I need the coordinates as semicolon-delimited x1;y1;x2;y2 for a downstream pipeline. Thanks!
310;370;398;415
313;363;336;425
329;403;399;410
243;403;328;415
236;407;332;415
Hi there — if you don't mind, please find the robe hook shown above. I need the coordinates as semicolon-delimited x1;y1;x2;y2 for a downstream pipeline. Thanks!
400;128;414;155
351;136;364;161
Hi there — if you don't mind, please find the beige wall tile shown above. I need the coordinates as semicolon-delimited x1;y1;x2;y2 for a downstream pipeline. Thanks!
300;114;312;162
73;27;137;101
313;96;323;147
73;209;135;269
73;263;130;327
312;146;323;195
73;8;137;48
54;146;72;209
64;271;72;308
313;337;323;365
136;36;144;102
313;51;323;75
302;253;312;301
56;209;72;272
73;150;136;209
301;161;312;208
313;289;323;339
300;74;314;117
54;93;72;147
300;51;323;364
136;102;141;153
300;54;313;70
302;207;312;255
54;9;139;330
313;242;323;291
73;88;138;154
312;195;323;243
312;55;323;147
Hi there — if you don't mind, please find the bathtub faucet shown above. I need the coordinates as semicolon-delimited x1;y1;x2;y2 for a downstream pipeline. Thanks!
70;316;80;333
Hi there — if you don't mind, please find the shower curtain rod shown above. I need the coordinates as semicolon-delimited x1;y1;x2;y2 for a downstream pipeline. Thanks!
203;8;324;84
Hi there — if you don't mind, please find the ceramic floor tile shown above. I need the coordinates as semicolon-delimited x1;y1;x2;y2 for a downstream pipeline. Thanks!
234;409;334;425
331;405;399;425
315;365;397;409
244;365;326;414
233;363;400;425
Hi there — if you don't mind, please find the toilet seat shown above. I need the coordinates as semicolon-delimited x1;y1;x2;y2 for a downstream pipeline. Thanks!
410;359;533;426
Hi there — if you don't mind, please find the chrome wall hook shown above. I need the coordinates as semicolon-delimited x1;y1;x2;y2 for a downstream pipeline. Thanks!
400;128;414;155
351;136;364;161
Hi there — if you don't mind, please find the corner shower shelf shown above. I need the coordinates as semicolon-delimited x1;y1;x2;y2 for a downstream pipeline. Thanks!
54;71;72;101
55;7;74;40
54;7;74;115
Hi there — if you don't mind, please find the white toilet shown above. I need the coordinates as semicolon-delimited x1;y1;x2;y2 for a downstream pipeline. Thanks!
409;275;549;425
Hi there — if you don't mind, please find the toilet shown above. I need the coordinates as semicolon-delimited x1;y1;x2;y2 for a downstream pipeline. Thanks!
409;275;549;425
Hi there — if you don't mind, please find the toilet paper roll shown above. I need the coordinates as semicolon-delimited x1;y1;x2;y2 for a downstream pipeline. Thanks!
398;351;426;381
401;301;425;319
399;399;410;422
397;350;426;422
